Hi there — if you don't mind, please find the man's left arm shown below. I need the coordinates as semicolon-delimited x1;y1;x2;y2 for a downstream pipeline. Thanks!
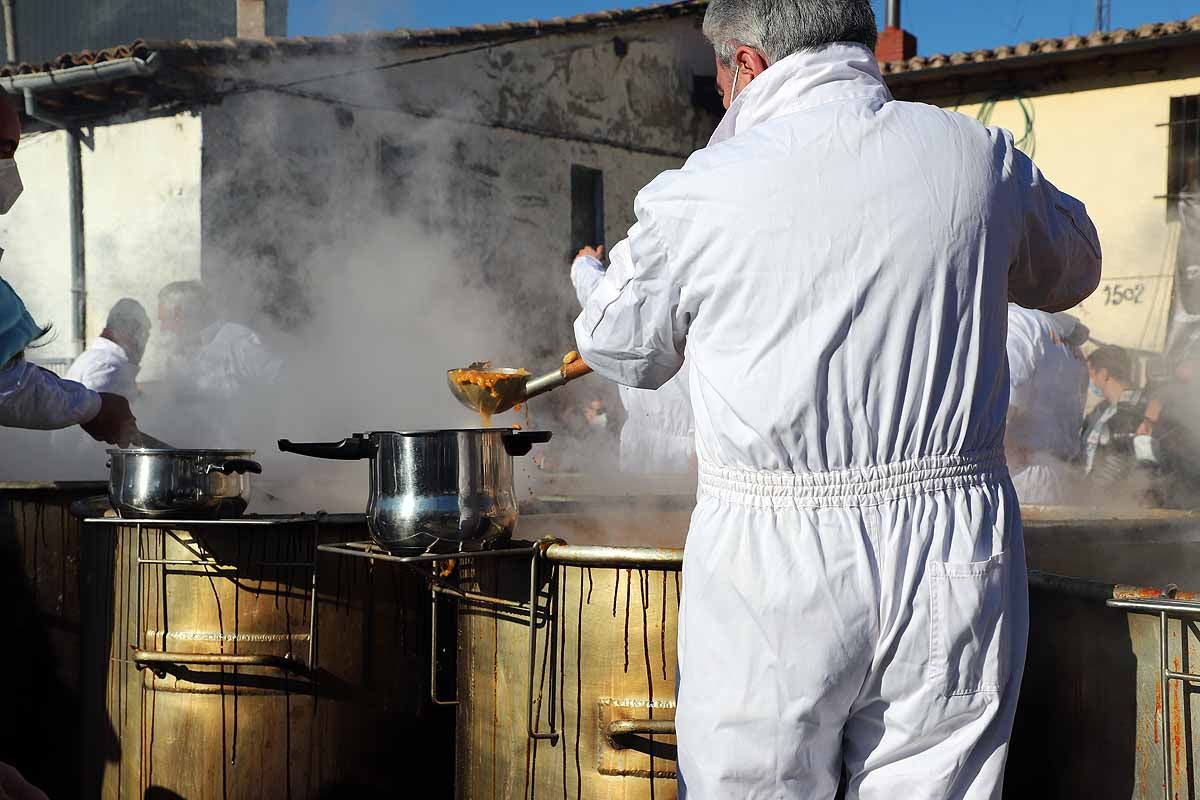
573;204;686;390
1007;142;1103;313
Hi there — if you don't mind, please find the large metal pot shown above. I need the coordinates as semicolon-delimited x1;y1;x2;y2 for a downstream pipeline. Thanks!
450;536;683;800
278;429;550;554
81;515;454;799
105;449;263;519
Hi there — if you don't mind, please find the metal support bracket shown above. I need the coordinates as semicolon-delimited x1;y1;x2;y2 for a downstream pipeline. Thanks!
1108;596;1200;800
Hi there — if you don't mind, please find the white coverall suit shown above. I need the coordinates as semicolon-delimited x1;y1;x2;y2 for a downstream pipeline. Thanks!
574;44;1101;798
1004;305;1088;505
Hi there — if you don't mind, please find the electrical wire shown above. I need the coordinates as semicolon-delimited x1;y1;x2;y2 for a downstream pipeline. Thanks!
975;93;1037;156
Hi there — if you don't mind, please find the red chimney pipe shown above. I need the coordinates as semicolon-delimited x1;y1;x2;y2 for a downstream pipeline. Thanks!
876;0;918;63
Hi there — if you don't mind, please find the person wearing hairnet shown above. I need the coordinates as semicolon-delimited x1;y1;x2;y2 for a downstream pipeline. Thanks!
1005;305;1088;505
572;244;695;474
0;94;136;445
65;298;151;397
572;1;1102;796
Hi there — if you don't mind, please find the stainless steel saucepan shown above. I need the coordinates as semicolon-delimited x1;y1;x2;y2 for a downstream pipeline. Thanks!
106;448;264;519
278;428;551;554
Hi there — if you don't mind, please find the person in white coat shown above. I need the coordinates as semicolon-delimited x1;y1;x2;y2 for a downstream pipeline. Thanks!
1005;305;1088;505
64;298;151;398
572;245;695;474
573;1;1102;797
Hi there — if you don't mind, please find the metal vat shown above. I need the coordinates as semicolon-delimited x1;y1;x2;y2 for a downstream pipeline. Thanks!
0;481;106;798
80;514;455;799
445;527;684;800
1010;507;1200;800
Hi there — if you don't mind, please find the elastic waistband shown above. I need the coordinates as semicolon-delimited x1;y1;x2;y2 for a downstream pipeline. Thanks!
698;449;1008;509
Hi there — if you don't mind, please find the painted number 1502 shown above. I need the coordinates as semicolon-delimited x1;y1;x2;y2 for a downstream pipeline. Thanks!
1102;283;1145;306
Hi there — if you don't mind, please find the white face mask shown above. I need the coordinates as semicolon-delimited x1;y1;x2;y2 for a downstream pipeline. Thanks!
0;159;23;214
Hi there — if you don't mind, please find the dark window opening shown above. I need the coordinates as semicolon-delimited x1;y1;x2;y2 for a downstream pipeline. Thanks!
571;165;605;255
1167;94;1200;220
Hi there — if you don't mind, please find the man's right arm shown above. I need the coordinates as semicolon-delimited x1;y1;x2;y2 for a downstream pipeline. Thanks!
1007;141;1103;313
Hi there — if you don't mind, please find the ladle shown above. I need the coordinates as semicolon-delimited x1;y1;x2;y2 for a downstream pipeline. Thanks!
448;352;593;417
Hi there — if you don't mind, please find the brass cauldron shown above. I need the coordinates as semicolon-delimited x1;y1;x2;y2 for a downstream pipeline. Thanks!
448;511;689;800
80;514;455;798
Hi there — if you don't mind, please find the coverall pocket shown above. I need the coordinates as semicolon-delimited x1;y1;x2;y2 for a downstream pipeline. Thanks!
928;551;1009;696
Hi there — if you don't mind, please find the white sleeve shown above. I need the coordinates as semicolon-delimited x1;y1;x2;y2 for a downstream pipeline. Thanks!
1005;306;1041;413
573;203;686;390
570;255;606;307
0;360;102;430
1006;136;1103;313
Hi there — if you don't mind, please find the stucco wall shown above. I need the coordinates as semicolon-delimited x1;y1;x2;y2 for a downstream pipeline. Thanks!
83;112;203;378
0;112;202;376
944;75;1200;352
0;129;73;365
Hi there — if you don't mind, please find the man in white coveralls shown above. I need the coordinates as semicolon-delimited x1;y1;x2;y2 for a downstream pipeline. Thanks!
572;0;1102;796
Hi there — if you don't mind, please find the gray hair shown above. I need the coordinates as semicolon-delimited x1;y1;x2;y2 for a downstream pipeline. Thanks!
105;297;150;339
158;280;214;325
703;0;878;65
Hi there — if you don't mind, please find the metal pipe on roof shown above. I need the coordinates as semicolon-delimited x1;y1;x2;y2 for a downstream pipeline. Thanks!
886;0;901;28
2;0;16;64
0;53;157;94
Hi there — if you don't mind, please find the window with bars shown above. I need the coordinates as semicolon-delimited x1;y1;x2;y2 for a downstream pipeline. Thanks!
1167;94;1200;219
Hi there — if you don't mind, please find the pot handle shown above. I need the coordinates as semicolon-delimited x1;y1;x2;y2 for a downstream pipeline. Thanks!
501;430;553;457
278;436;374;461
206;458;264;476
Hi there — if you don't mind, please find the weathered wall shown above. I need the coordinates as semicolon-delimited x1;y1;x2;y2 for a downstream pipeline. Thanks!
896;60;1200;352
0;129;73;365
82;113;203;378
199;15;719;360
2;112;202;376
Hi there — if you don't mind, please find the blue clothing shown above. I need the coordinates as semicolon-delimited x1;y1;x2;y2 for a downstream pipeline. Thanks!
0;277;42;365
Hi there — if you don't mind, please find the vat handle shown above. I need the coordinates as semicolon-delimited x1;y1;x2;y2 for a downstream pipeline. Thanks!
527;545;561;742
606;718;678;762
132;649;307;678
606;719;677;740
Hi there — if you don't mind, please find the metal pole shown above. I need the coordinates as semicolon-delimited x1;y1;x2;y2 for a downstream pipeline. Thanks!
66;129;85;355
1161;611;1171;800
2;0;15;64
886;0;901;28
1095;0;1111;32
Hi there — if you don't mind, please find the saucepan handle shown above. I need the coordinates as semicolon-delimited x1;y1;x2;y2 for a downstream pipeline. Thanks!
206;459;264;476
278;436;374;461
501;430;553;457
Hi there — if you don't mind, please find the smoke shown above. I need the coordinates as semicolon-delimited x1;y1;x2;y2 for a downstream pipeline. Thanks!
0;42;700;531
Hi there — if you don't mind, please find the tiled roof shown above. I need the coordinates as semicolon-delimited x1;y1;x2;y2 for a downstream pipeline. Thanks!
881;15;1200;78
1;2;1197;99
0;1;707;78
0;40;155;78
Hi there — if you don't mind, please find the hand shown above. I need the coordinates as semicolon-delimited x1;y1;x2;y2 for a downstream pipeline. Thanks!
80;392;137;445
576;244;605;263
0;762;48;800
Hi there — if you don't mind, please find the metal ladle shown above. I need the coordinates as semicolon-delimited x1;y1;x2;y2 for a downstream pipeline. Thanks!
448;352;593;417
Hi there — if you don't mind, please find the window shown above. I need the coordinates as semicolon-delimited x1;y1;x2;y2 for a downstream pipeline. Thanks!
1167;94;1200;219
571;165;605;255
